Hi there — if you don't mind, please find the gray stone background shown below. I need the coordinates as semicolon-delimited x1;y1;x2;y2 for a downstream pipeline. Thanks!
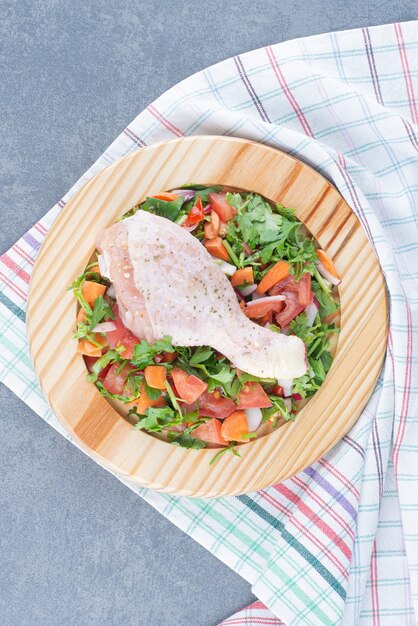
1;2;417;625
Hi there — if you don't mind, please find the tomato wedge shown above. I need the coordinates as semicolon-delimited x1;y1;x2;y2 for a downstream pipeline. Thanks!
221;410;249;442
185;197;204;226
237;382;272;409
118;332;140;359
197;390;236;419
106;305;129;348
269;273;312;327
208;192;235;222
171;368;208;403
102;363;135;396
192;418;227;445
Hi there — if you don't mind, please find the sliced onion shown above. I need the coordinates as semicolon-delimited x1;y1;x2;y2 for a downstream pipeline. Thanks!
183;223;199;233
283;398;292;411
92;321;117;333
97;253;111;280
220;261;237;276
245;407;262;432
203;203;212;214
277;378;293;397
238;284;257;297
246;295;286;308
170;189;195;201
251;291;263;301
316;261;341;286
305;301;319;326
106;284;116;299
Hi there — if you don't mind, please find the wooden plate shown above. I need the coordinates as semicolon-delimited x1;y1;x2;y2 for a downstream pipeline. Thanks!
27;136;388;497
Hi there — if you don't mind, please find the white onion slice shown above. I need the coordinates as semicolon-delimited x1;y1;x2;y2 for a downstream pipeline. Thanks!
106;284;116;299
283;398;292;411
212;258;237;276
183;223;199;233
305;301;319;326
246;295;286;308
92;321;117;333
245;407;262;431
277;378;293;397
251;291;263;300
316;261;341;286
97;253;111;280
238;284;257;297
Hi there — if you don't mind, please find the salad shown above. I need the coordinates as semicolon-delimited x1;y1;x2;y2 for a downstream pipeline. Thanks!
69;185;340;462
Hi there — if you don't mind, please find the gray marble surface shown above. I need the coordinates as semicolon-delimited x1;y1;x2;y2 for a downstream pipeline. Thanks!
1;2;417;625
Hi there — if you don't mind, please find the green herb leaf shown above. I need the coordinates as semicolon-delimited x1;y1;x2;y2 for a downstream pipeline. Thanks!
209;443;241;465
189;346;214;366
131;336;175;369
140;197;185;221
90;295;114;329
168;428;207;449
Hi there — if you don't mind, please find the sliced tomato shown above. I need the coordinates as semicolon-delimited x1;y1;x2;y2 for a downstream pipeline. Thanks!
118;332;140;359
155;351;177;364
272;385;285;397
296;273;312;308
102;363;135;396
275;292;304;328
192;418;227;445
84;356;98;373
237;382;272;409
106;305;129;348
197;390;236;419
244;300;284;319
269;273;312;327
171;368;208;403
208;192;235;222
185;197;204;226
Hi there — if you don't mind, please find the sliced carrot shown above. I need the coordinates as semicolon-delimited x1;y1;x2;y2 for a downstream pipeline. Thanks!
221;410;249;443
231;267;254;287
81;281;106;305
76;308;87;323
256;260;290;294
88;264;101;275
239;300;245;311
151;192;178;202
77;335;106;357
205;236;229;262
317;249;340;279
144;365;167;390
204;211;221;239
136;381;166;413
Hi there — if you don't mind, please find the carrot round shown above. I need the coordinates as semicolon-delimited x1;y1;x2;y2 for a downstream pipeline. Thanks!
144;365;167;390
317;249;340;279
221;410;249;443
136;381;166;413
81;281;106;305
151;192;178;202
231;267;254;287
78;339;102;357
205;236;229;262
256;260;290;294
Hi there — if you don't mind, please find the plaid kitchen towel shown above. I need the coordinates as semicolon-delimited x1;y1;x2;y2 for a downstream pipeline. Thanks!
1;20;417;626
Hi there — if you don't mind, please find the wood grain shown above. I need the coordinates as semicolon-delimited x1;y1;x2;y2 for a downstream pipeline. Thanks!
27;136;388;497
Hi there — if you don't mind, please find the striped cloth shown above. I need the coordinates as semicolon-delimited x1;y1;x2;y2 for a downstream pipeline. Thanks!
1;20;417;625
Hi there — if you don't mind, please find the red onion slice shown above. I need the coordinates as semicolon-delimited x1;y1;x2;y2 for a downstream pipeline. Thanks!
238;284;258;297
170;189;195;201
